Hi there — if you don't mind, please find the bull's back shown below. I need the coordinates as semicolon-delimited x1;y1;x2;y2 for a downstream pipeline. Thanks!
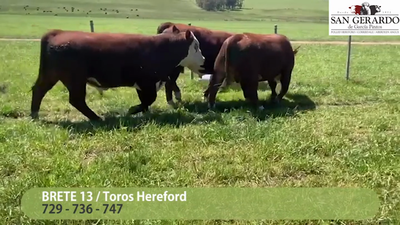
46;31;167;65
243;33;294;58
213;35;233;72
45;31;160;75
49;31;150;48
229;33;295;75
224;34;254;66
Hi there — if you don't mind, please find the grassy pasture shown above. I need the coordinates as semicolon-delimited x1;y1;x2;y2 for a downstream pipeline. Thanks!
0;0;328;21
0;40;400;225
2;14;400;42
0;0;399;41
1;0;400;224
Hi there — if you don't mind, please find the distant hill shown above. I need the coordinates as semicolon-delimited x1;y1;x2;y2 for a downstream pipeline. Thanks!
0;0;328;23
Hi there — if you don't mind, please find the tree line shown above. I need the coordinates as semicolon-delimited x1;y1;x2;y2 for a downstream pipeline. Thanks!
196;0;244;11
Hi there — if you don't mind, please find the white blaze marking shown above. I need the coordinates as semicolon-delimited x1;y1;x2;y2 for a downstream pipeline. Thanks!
178;32;205;72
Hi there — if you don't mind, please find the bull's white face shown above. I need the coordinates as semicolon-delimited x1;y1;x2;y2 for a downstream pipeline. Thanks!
178;32;205;74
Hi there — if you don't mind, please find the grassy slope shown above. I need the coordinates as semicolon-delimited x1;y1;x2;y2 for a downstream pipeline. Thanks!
0;0;328;21
0;41;400;224
0;0;398;41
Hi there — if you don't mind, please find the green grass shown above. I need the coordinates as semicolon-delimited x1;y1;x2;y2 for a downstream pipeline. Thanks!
1;40;400;224
0;0;400;224
0;0;399;41
0;0;328;21
1;14;400;42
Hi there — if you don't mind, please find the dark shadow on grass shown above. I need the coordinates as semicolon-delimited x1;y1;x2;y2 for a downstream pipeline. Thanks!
0;83;8;94
38;94;314;133
40;109;225;134
181;93;316;121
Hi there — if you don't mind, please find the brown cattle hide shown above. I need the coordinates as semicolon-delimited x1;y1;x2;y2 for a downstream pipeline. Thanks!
30;27;204;121
157;22;234;105
206;33;300;110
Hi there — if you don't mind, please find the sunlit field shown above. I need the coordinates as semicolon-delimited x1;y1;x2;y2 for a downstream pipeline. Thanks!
0;0;400;224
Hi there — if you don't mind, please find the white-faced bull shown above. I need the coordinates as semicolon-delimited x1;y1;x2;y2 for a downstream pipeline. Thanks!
157;22;235;105
30;27;205;121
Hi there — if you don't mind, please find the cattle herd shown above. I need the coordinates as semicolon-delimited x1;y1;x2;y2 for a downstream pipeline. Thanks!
29;22;300;121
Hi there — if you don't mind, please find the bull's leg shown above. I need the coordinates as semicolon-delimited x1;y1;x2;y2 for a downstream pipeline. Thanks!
171;81;182;102
128;85;157;115
240;80;262;110
207;72;226;109
165;80;174;106
30;74;58;119
277;69;293;103
267;80;278;103
203;74;214;102
63;80;102;121
165;68;181;105
174;66;185;102
203;86;210;102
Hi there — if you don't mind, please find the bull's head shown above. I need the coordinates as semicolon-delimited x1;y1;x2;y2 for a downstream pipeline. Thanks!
168;26;205;74
362;2;369;8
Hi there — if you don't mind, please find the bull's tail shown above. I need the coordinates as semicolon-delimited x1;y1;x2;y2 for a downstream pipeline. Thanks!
31;29;63;92
30;29;62;118
293;46;301;55
222;42;235;87
36;34;50;86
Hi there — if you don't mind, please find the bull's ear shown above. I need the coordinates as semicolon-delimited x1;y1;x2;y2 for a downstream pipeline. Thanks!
185;30;193;40
172;25;180;34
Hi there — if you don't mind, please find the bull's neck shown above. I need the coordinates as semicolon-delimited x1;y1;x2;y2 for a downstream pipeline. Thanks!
156;36;188;65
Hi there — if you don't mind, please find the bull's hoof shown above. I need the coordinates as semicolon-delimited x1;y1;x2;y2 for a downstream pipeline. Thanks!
207;103;216;110
89;115;103;122
270;96;279;104
128;105;143;115
174;91;182;102
167;100;179;109
30;111;39;120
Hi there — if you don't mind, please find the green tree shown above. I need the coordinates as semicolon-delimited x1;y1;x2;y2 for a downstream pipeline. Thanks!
196;0;244;11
